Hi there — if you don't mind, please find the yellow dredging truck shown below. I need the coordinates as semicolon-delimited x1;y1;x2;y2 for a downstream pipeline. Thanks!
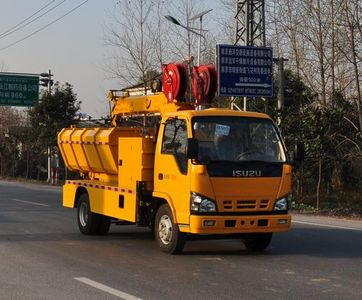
58;63;303;254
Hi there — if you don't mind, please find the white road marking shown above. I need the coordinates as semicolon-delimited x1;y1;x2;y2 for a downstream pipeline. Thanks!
200;257;223;261
12;198;49;207
74;277;142;300
292;220;362;231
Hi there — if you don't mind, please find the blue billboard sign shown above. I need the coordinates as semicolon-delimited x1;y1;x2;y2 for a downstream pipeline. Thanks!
216;44;273;98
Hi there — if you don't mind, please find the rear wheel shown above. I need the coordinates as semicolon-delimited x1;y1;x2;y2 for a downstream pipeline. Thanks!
243;233;272;252
154;204;185;254
77;193;110;235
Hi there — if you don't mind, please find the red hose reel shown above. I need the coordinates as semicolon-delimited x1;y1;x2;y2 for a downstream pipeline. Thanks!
162;63;218;105
191;64;217;105
162;63;188;103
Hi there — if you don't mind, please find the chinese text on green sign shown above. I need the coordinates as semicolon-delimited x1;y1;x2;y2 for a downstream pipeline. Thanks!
0;74;39;107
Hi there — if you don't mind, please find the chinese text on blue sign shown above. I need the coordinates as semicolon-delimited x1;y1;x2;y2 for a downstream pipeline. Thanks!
0;74;39;107
216;45;273;98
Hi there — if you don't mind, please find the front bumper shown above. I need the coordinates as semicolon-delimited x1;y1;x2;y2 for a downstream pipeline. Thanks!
182;214;291;234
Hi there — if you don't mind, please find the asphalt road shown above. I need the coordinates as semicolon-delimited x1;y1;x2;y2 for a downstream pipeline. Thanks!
0;179;361;300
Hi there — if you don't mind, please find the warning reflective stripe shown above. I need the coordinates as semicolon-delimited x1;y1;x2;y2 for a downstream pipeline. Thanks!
66;180;134;194
58;141;109;145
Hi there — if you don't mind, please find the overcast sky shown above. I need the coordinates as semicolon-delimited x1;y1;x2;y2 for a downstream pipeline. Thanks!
0;0;224;118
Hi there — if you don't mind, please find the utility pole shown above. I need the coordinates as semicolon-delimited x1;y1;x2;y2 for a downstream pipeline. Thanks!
39;69;54;94
40;69;54;183
233;0;266;111
273;57;288;125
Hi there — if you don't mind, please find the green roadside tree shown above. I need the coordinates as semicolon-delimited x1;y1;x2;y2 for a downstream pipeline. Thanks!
273;72;362;208
0;107;27;178
26;82;80;180
29;82;81;148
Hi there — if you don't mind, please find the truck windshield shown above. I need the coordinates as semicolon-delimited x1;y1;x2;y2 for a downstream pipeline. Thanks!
192;116;286;163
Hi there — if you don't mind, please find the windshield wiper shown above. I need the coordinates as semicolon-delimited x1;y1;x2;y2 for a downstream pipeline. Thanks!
195;159;233;165
234;160;284;165
196;159;284;165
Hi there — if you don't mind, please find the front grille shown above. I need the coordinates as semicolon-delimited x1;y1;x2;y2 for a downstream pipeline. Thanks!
260;199;269;208
222;199;270;211
237;200;255;209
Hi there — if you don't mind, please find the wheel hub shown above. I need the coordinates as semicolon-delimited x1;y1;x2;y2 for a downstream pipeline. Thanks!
158;215;173;245
79;202;88;227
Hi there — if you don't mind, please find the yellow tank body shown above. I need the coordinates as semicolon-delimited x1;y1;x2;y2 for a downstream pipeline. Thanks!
58;125;155;223
58;127;143;176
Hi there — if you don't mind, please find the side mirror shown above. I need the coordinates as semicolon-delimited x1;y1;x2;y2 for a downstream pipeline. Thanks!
186;138;199;159
293;142;305;162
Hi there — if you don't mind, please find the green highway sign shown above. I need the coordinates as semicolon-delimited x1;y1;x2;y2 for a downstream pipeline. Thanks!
0;74;39;107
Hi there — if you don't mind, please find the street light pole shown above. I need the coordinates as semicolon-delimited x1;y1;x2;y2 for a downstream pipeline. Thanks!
164;15;202;36
165;9;211;66
189;9;212;66
164;11;211;101
197;16;202;66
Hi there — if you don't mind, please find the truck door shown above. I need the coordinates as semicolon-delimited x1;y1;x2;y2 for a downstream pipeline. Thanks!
154;118;190;225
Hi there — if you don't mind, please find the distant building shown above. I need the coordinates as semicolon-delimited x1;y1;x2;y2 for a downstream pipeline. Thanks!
76;112;92;120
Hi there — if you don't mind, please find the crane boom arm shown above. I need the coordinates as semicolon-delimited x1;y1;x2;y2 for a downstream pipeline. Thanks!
109;90;194;121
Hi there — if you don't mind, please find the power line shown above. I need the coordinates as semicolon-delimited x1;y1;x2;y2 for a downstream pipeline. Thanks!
0;0;56;38
0;0;67;40
0;0;89;51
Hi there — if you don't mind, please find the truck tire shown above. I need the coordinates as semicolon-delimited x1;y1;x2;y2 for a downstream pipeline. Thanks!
154;204;185;254
77;193;110;235
97;216;111;235
243;233;272;252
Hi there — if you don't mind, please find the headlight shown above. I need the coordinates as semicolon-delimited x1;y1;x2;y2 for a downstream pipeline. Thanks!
273;194;291;211
190;192;217;213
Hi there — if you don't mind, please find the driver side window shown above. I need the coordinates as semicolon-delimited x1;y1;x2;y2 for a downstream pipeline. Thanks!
161;119;188;174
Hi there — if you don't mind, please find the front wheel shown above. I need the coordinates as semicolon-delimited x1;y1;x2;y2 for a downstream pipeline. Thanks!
154;204;185;254
77;193;110;235
243;233;272;252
